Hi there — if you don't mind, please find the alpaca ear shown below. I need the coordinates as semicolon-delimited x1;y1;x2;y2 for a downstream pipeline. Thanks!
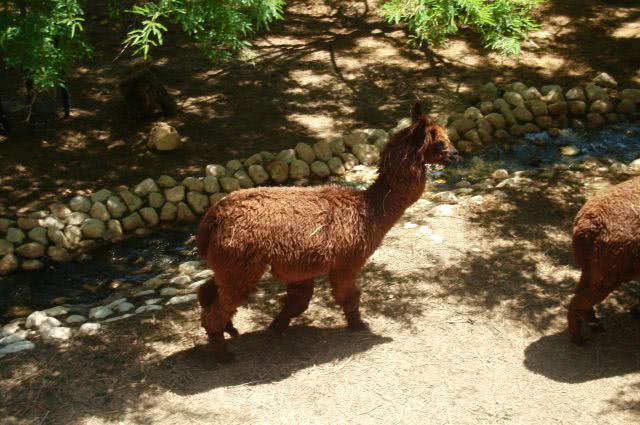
411;101;422;123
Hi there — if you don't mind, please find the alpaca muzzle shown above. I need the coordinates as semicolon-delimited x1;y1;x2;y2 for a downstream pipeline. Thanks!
444;148;460;165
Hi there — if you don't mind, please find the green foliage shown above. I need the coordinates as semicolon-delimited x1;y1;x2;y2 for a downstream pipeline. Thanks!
379;0;544;56
0;0;92;89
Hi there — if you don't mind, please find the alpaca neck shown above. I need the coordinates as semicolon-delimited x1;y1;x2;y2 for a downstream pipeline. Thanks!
364;166;426;239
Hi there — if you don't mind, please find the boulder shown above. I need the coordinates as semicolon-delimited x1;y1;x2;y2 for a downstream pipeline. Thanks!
148;122;182;151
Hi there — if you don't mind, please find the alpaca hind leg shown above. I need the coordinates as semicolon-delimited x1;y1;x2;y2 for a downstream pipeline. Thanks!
330;270;368;331
198;278;240;337
568;270;614;345
269;279;315;333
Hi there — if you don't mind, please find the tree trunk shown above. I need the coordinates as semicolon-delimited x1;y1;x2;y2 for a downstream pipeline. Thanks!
0;95;10;134
118;64;177;120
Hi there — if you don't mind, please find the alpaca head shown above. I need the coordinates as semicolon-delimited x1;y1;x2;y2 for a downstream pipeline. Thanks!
409;102;459;166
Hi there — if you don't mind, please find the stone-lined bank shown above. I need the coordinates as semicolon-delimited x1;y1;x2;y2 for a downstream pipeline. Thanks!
0;73;638;275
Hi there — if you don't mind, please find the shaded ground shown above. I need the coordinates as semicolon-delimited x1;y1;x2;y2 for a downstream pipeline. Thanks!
1;165;640;425
1;0;639;215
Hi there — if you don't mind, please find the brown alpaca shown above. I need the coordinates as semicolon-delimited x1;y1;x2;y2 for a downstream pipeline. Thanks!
196;102;459;362
569;176;640;345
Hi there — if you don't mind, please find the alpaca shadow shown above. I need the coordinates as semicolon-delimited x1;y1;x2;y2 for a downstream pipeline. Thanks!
523;312;640;384
147;325;391;395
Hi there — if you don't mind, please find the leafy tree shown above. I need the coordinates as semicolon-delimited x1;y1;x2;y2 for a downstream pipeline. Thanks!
379;0;545;56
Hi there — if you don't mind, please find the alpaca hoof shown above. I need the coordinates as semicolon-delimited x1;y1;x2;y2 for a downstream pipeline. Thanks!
268;320;289;336
214;350;236;364
225;323;240;337
570;333;586;346
347;320;370;332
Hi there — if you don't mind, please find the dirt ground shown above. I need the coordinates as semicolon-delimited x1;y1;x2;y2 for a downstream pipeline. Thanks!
1;0;639;216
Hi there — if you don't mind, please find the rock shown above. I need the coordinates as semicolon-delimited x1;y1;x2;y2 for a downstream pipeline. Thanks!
446;127;460;142
585;84;608;102
561;145;580;156
104;196;126;219
160;287;178;296
178;260;201;275
327;157;346;175
140;207;160;226
244;153;263;167
119;190;143;212
535;115;554;129
145;298;163;305
90;202;110;221
64;226;82;246
148;122;181;151
105;219;124;241
450;118;476;134
90;189;112;204
17;216;39;230
203;176;221;194
313;141;333;162
1;254;19;275
0;219;12;235
205;164;226;178
590;99;613;114
26;311;48;328
136;305;163;314
593;72;617;88
510;124;528;136
177;202;195;221
148;192;165;209
464;130;482;145
27;227;48;245
186;192;209;214
22;259;44;271
226;159;244;174
170;275;191;285
620;89;640;103
70;195;91;212
209;193;226;204
295;143;316;163
1;321;21;336
586;112;606;128
431;191;458;204
504;91;525;108
48;246;72;262
0;330;28;346
183;177;204;192
157;175;178;188
233;169;254;189
485;113;506;130
493;129;511;142
134;178;159;196
340;153;359;170
165;185;186;203
628;158;640;174
479;82;498;101
265;160;289;183
479;101;494;115
89;306;113;320
367;129;389;145
329;137;346;154
66;212;87;226
116;302;135;313
352;144;380;166
49;203;72;220
310;161;331;178
66;314;87;324
81;218;106;238
79;322;101;335
41;326;71;341
276;149;297;164
566;87;586;101
0;239;13;256
166;294;198;305
464;107;482;121
160;202;178;221
526;100;548;117
541;85;564;102
122;212;144;231
513;105;533;122
289;159;311;179
492;169;509;180
456;141;474;154
523;87;542;100
0;341;35;355
219;177;241;193
617;99;636;114
247;165;270;185
568;101;587;116
548;102;567;116
343;131;368;147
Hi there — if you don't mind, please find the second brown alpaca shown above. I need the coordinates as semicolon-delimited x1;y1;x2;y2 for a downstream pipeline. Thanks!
196;102;459;362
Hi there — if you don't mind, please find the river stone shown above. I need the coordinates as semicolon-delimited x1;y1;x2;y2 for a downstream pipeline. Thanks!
17;216;39;230
233;169;254;189
66;315;87;324
568;101;587;116
160;202;178;221
548;102;567;116
295;143;316;163
26;311;48;328
133;178;159;196
165;185;186;203
590;99;613;114
122;213;144;231
226;159;244;174
157;175;177;188
313;141;333;162
352;144;380;166
135;305;163;314
160;287;178;297
464;130;481;145
289;159;310;179
566;87;586;101
89;306;113;320
431;191;458;204
585;84;608;101
492;169;509;180
81;219;106;238
48;246;71;262
119;190;143;212
186;192;209;214
479;101;494;115
340;153;359;170
485;113;506;130
49;203;71;220
446;127;460;143
479;82;498;101
205;165;226;179
310;161;331;178
510;124;529;137
248;165;270;185
329;137;346;155
494;100;517;126
513;105;533;122
64;226;82;246
38;316;61;331
244;153;263;167
105;195;127;217
116;302;135;313
15;242;44;258
139;208;160;226
586;112;606;128
0;239;13;256
183;177;204;192
593;72;617;88
616;99;635;114
177;203;195;221
456;141;474;154
476;129;492;143
0;330;28;346
561;145;580;156
523;87;542;100
70;195;91;212
166;294;198;305
276;149;297;164
541;85;564;102
524;100;547;117
621;89;640;103
265;160;289;183
464;107;482;121
344;131;368;148
219;177;241;193
0;219;12;235
90;202;110;222
0;341;35;354
79;322;101;335
504;92;525;108
327;157;346;175
27;227;48;246
535;116;554;129
203;176;220;194
148;192;165;209
606;113;620;123
0;254;19;275
148;122;181;151
105;219;124;241
450;118;476;134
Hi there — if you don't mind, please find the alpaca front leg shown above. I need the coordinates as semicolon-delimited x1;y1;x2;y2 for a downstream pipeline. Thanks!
330;270;368;331
269;280;315;333
201;309;236;363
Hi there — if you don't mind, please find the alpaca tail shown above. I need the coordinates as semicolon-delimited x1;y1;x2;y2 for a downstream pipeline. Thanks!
196;211;216;260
